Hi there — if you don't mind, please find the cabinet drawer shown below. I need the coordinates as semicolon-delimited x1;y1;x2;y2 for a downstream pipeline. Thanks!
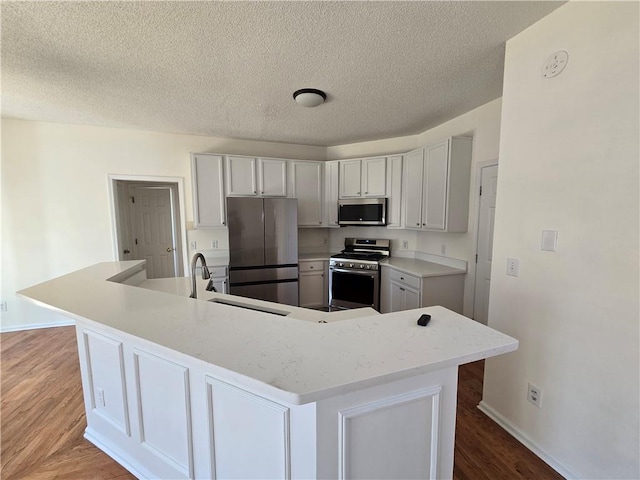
209;266;228;278
390;269;421;290
299;261;325;272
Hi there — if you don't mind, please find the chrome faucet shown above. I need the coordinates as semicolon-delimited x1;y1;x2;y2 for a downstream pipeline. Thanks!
190;253;211;299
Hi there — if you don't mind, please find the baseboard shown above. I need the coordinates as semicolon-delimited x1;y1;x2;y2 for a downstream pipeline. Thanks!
84;428;154;480
478;401;577;479
0;319;75;333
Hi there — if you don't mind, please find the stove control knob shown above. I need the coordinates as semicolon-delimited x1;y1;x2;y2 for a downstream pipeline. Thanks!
349;263;354;268
360;264;365;269
339;262;344;267
366;265;371;270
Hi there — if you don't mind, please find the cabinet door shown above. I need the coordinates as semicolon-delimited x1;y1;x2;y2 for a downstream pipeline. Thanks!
259;158;287;197
324;161;340;227
226;156;257;196
362;157;387;197
211;278;228;294
403;148;424;230
422;140;449;230
339;160;362;198
389;280;405;313
404;286;421;310
386;155;403;228
299;271;326;307
192;154;226;227
292;161;323;227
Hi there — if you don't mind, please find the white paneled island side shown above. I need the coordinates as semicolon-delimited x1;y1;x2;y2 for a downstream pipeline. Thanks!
19;261;518;480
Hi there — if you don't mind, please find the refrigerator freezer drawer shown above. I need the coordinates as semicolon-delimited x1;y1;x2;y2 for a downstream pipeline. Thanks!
229;266;298;285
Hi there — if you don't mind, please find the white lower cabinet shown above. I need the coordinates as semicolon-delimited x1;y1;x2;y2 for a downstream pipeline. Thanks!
208;265;228;294
76;320;459;480
389;270;421;312
381;266;465;314
299;260;327;307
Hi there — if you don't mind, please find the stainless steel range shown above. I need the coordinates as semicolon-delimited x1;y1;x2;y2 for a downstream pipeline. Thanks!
329;238;390;311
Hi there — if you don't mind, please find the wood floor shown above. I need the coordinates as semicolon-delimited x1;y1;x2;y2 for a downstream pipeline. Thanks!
1;326;563;480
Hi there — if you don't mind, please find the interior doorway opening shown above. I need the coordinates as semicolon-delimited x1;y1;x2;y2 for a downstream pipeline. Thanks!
108;175;188;279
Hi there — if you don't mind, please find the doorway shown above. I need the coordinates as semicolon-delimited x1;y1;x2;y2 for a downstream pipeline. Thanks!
473;163;498;324
108;175;188;278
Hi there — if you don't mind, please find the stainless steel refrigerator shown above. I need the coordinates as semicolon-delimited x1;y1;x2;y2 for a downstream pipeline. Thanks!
227;197;299;306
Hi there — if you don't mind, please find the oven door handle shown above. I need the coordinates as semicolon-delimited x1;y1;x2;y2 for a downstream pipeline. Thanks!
330;267;377;277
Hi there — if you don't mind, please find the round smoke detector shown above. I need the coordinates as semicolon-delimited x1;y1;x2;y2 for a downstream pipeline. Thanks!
542;51;569;78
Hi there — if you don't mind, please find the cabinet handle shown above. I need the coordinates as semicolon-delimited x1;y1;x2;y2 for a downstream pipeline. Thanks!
365;191;368;194
400;277;404;280
400;287;405;291
422;223;426;226
310;266;314;269
416;223;420;226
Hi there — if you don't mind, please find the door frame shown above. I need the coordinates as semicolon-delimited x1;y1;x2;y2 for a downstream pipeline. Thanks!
108;174;189;277
470;159;498;321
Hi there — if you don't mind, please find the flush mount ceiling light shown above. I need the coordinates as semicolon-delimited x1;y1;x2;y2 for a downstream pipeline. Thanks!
293;88;326;108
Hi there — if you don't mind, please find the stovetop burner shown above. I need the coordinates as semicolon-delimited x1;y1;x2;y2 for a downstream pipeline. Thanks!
331;251;387;262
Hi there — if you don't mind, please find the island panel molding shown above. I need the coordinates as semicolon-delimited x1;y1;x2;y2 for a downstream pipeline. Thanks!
132;348;194;479
206;377;291;479
338;385;442;479
82;330;131;436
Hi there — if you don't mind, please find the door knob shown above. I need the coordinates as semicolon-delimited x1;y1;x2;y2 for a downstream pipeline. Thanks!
166;247;175;252
123;249;130;254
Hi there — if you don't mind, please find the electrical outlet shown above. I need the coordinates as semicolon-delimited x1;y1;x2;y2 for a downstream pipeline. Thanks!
440;244;446;255
0;301;6;312
211;240;218;249
506;258;519;277
402;240;408;249
323;237;328;246
527;383;542;408
190;241;197;250
96;388;106;407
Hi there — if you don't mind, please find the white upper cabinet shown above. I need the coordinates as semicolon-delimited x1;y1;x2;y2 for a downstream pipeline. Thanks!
324;160;340;228
362;157;387;197
226;156;287;197
339;160;362;198
226;155;257;196
339;157;387;198
385;155;403;228
403;148;425;230
403;137;472;232
291;161;324;227
191;153;226;227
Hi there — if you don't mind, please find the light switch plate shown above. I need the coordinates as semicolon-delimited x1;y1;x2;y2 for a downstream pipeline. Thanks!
541;230;558;252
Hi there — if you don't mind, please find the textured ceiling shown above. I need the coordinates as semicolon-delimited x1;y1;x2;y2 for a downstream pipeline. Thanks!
1;1;564;147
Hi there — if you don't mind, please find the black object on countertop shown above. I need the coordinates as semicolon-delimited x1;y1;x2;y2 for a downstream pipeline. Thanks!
417;314;431;327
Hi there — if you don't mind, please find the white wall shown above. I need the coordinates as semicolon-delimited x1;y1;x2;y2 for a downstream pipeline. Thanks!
327;98;503;316
0;120;325;330
482;2;639;479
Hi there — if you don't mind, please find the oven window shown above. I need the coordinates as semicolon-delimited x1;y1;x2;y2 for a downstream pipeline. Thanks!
331;270;374;306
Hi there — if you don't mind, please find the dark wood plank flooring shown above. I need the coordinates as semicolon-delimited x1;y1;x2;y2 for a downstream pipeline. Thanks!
1;326;563;479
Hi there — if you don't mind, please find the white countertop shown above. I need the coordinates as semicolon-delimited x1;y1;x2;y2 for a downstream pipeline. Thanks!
381;257;466;277
18;261;516;405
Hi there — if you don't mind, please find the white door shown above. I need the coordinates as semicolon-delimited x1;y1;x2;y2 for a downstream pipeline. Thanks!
473;164;498;324
131;186;176;279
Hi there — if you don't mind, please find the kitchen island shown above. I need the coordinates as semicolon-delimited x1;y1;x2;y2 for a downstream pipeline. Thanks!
19;261;517;480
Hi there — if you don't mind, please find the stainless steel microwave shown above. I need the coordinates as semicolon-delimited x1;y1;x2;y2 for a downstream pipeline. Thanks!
338;198;387;226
